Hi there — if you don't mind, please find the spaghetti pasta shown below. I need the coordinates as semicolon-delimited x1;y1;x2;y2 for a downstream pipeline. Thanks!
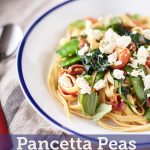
48;14;150;132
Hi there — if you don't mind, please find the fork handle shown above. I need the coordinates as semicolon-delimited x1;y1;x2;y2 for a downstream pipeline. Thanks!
0;104;8;134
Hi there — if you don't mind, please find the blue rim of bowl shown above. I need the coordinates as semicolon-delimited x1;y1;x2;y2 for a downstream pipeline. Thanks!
17;0;150;145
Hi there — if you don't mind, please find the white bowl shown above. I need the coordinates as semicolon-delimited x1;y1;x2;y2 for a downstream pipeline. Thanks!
17;0;150;137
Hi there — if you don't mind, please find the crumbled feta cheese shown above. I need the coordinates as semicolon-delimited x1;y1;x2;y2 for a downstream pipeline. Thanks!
130;59;138;68
108;51;118;64
84;21;92;36
98;54;103;58
87;29;103;40
140;70;146;78
100;29;131;54
131;69;145;77
137;46;149;65
143;74;150;91
113;69;125;80
85;20;92;30
78;44;89;56
86;53;93;56
76;77;91;94
87;36;99;49
115;60;122;66
58;73;72;88
116;36;131;49
105;28;119;43
132;31;137;34
94;79;106;91
143;29;150;40
76;77;88;88
80;84;91;95
100;42;116;54
131;70;140;77
147;93;150;98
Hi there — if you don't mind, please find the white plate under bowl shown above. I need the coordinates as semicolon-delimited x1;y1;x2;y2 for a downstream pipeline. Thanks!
17;0;150;139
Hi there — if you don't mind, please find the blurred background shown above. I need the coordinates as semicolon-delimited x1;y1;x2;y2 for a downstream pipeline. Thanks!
0;0;65;134
0;0;64;29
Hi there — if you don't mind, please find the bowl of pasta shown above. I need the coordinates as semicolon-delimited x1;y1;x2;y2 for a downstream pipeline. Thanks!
17;0;150;136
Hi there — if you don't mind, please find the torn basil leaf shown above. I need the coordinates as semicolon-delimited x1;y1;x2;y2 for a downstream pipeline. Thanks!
93;103;112;121
78;92;99;116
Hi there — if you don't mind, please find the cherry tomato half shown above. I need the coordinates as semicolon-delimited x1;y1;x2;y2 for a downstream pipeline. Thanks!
113;48;131;69
146;57;150;67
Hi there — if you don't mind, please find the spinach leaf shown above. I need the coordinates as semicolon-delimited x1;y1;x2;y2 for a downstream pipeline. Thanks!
109;23;129;36
78;92;99;116
80;49;109;75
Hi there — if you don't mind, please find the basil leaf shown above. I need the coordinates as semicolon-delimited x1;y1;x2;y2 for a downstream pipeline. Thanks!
93;103;112;121
78;93;99;116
